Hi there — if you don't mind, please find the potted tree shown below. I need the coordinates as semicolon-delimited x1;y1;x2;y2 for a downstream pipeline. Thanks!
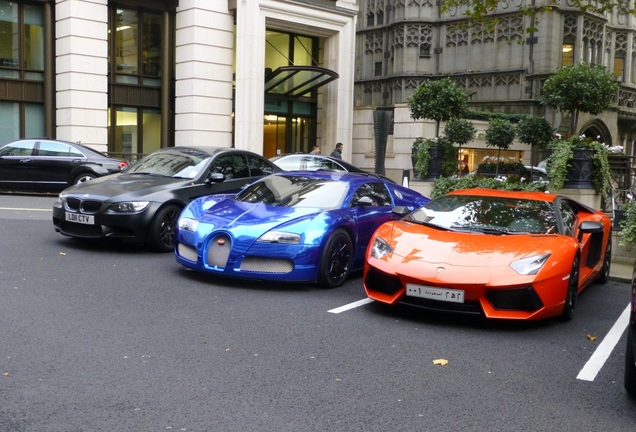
516;115;554;181
541;62;619;190
482;117;517;177
408;78;470;179
444;117;476;176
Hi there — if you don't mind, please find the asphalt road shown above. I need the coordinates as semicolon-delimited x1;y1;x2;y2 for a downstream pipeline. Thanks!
1;194;635;431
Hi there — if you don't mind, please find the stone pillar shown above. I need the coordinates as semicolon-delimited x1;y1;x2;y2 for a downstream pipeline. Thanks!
233;0;266;155
55;0;108;151
175;0;234;149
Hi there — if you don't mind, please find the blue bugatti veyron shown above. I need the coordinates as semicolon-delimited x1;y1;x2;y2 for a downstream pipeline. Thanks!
174;171;429;287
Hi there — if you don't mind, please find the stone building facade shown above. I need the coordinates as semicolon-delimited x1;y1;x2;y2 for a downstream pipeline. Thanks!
351;0;636;182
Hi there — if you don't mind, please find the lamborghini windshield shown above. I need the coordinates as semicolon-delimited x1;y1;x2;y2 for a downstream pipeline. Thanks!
405;195;557;234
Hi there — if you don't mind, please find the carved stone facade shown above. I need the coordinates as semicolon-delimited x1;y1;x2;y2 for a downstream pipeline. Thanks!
352;0;636;182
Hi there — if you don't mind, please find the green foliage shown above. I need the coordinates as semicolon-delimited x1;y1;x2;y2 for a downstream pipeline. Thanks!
541;62;619;134
407;78;469;125
485;118;516;151
431;175;547;199
546;135;611;200
619;201;636;250
517;116;554;150
412;137;458;178
444;117;476;146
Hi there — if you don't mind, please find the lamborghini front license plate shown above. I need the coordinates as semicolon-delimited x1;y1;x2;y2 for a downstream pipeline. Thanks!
406;284;464;303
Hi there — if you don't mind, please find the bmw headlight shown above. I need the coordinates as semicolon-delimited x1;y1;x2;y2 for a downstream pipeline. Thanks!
257;231;301;244
109;201;150;213
510;254;550;275
53;193;66;208
177;217;199;232
370;236;393;259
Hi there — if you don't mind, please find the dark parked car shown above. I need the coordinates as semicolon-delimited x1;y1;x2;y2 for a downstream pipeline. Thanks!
626;261;636;396
52;146;280;252
271;153;395;183
0;138;129;193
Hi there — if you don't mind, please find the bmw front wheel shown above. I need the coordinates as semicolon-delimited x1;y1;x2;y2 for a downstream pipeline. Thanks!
149;204;181;253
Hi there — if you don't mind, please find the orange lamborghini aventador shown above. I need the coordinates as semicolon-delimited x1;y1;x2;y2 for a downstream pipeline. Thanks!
363;188;612;321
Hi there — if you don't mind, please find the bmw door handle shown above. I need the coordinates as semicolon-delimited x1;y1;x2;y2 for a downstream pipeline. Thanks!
19;159;32;163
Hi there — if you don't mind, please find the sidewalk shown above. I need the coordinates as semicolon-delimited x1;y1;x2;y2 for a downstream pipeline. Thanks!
610;259;633;283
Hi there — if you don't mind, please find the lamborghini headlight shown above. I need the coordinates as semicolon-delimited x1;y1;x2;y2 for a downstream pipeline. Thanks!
109;201;150;213
258;231;301;244
177;217;199;232
370;236;393;259
510;253;550;275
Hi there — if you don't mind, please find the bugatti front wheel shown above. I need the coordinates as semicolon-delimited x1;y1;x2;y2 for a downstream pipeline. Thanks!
318;229;353;288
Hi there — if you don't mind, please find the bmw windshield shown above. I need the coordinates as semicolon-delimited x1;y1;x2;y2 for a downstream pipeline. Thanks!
127;150;211;179
405;195;557;234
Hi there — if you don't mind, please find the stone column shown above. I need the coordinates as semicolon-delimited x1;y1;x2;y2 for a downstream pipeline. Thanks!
55;0;108;151
175;0;234;149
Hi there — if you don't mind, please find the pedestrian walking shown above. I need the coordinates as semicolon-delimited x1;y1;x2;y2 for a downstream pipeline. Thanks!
330;142;343;159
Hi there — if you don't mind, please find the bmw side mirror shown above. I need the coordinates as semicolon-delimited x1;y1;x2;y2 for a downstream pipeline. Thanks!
207;172;225;183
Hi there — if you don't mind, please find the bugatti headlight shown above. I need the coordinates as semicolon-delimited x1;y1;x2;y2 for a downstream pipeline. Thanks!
370;236;393;259
177;217;199;232
257;231;300;244
109;201;150;213
510;253;551;275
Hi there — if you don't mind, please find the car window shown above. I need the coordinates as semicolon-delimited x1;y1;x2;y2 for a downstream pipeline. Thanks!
273;155;303;171
37;141;84;157
210;154;249;179
247;155;275;176
559;200;577;236
128;150;211;178
0;141;35;156
350;182;392;207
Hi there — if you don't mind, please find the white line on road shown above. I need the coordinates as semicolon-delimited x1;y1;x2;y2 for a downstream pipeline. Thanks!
0;207;51;212
577;303;631;382
328;298;373;314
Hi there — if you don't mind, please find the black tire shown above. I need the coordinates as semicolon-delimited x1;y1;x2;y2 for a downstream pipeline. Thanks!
626;325;636;397
318;229;353;288
560;254;580;322
597;236;612;284
74;173;96;184
148;205;181;253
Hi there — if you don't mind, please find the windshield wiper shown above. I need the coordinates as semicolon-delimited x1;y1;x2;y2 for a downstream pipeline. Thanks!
450;225;508;235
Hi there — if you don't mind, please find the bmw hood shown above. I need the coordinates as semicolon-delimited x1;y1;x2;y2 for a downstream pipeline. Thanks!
60;172;194;201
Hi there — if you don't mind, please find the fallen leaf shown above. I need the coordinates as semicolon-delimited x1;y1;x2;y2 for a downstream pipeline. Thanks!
587;335;598;341
432;359;449;366
335;377;342;382
59;252;66;256
3;372;8;376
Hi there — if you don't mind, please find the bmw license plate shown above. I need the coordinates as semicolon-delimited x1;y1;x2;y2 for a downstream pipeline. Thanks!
65;212;94;225
406;283;464;303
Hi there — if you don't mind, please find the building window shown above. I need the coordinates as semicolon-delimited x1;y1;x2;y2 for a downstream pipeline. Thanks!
614;56;625;82
109;107;161;161
112;8;162;86
374;61;382;76
0;1;45;143
562;43;574;66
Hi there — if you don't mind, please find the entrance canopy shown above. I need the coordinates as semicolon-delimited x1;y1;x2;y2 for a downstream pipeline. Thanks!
264;66;338;97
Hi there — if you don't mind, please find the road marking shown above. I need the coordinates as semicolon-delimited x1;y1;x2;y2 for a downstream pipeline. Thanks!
577;303;631;381
0;207;51;212
328;298;373;314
